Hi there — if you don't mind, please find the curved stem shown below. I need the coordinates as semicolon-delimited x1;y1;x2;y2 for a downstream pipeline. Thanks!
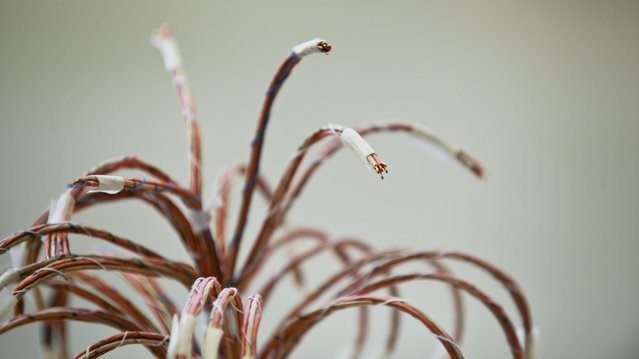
121;274;178;334
255;234;404;357
72;272;161;333
239;121;483;287
11;255;197;299
151;24;202;203
0;307;144;338
225;53;302;285
341;250;532;346
71;176;196;206
75;191;220;277
1;223;165;260
256;238;371;299
73;331;168;359
260;294;463;359
86;156;181;185
236;128;336;288
23;155;186;269
46;281;124;319
225;38;333;284
353;273;522;358
284;122;484;231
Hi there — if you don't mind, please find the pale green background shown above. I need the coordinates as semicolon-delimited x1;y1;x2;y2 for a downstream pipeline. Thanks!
1;1;638;358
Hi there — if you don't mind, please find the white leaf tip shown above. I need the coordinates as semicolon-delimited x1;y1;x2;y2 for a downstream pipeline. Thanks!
292;38;332;57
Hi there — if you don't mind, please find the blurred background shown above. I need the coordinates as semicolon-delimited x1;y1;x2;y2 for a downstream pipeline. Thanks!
1;1;638;358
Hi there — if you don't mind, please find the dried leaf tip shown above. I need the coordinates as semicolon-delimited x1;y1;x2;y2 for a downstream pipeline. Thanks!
411;122;485;180
292;38;332;57
150;24;183;71
456;150;485;179
151;23;172;39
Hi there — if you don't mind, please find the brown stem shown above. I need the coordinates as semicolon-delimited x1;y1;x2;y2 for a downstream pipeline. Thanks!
260;294;463;359
12;255;197;299
0;307;144;337
225;53;304;285
72;331;168;359
352;273;522;358
1;223;165;259
236;128;336;289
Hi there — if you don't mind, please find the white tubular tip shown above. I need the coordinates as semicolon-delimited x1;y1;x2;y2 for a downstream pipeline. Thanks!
0;267;20;290
88;175;126;195
175;314;197;357
166;314;180;358
292;38;332;57
340;128;375;168
0;288;17;320
47;190;75;224
339;128;389;178
151;28;183;71
202;326;224;359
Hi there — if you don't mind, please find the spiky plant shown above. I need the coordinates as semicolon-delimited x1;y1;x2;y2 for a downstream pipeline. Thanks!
0;25;534;359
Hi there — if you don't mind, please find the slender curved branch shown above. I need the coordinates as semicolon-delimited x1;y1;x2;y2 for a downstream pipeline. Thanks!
71;176;196;206
352;273;522;358
73;331;169;359
85;156;180;185
226;40;332;284
260;294;463;359
151;24;203;204
1;223;165;260
71;272;161;333
256;238;371;299
239;121;481;287
23;155;185;269
254;234;405;357
339;250;532;348
10;256;197;302
74;191;220;277
47;281;124;318
287;122;484;219
121;274;179;334
0;307;143;338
